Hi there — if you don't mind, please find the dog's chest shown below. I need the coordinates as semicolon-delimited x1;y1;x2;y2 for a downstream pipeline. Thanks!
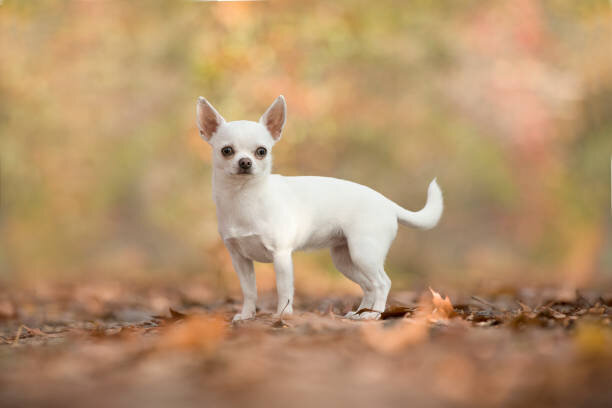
215;188;283;263
225;235;274;263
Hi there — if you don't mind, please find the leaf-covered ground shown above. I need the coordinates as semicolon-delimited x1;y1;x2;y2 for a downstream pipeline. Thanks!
1;282;611;408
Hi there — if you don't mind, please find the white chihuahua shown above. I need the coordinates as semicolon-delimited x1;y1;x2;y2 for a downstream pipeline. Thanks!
197;95;443;321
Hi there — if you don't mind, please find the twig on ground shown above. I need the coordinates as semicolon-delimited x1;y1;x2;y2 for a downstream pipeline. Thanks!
12;325;24;346
471;295;503;311
272;300;291;328
516;300;532;313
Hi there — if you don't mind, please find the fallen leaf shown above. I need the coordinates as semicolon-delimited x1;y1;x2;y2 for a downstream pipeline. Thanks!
170;308;188;319
158;315;227;352
153;307;188;324
546;307;567;320
429;287;455;319
271;319;290;328
380;305;417;320
11;325;47;345
24;326;47;337
355;307;380;316
574;322;612;357
588;306;606;315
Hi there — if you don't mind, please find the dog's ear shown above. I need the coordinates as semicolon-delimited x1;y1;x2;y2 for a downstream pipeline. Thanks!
259;95;286;141
197;97;225;141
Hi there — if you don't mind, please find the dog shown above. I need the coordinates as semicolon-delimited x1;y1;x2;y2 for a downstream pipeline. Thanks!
197;95;443;321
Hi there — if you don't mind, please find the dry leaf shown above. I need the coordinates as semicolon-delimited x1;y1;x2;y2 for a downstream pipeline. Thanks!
355;305;417;320
272;319;290;328
158;315;226;352
380;305;417;320
429;287;455;319
153;307;188;324
11;325;47;345
25;326;47;337
546;307;567;320
574;322;612;357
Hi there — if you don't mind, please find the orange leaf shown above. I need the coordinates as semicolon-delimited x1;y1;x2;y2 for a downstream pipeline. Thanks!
429;287;455;319
158;315;227;353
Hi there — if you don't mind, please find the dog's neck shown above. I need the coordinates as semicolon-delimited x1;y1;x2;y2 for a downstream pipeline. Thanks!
212;169;270;199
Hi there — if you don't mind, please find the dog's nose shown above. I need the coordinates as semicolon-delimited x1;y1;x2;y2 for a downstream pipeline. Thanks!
238;158;252;170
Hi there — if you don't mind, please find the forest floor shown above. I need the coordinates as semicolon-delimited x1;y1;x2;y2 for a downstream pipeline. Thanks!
0;280;611;408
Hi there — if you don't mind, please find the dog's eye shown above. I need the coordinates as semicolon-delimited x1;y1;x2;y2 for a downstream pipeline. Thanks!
221;146;234;157
255;147;267;158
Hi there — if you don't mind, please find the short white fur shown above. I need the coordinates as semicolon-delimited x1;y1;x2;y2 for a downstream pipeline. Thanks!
196;95;443;321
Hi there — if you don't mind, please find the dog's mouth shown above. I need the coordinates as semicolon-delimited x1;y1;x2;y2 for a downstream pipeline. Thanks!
236;168;253;175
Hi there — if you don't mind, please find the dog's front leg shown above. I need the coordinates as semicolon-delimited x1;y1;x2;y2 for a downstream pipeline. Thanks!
273;251;294;316
227;247;257;321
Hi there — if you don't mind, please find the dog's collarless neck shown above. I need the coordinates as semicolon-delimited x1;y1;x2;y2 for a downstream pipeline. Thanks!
213;171;269;195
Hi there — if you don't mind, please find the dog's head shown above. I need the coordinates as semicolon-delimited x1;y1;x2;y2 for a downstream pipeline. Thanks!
196;96;286;178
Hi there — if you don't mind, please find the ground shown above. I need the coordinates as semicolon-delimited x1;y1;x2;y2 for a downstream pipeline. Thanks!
0;281;611;408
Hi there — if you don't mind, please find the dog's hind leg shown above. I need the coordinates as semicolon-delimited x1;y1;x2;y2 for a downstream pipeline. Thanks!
330;244;379;318
345;236;392;319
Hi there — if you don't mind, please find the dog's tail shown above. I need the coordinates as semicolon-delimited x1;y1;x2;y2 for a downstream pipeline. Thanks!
395;178;443;230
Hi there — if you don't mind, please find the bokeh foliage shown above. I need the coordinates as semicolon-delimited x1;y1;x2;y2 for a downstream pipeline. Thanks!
0;0;610;290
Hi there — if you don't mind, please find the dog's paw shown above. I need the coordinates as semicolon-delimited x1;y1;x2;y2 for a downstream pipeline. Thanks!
232;312;255;322
346;311;381;320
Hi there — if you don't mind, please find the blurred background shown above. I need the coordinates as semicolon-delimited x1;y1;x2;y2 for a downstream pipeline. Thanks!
0;0;611;296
